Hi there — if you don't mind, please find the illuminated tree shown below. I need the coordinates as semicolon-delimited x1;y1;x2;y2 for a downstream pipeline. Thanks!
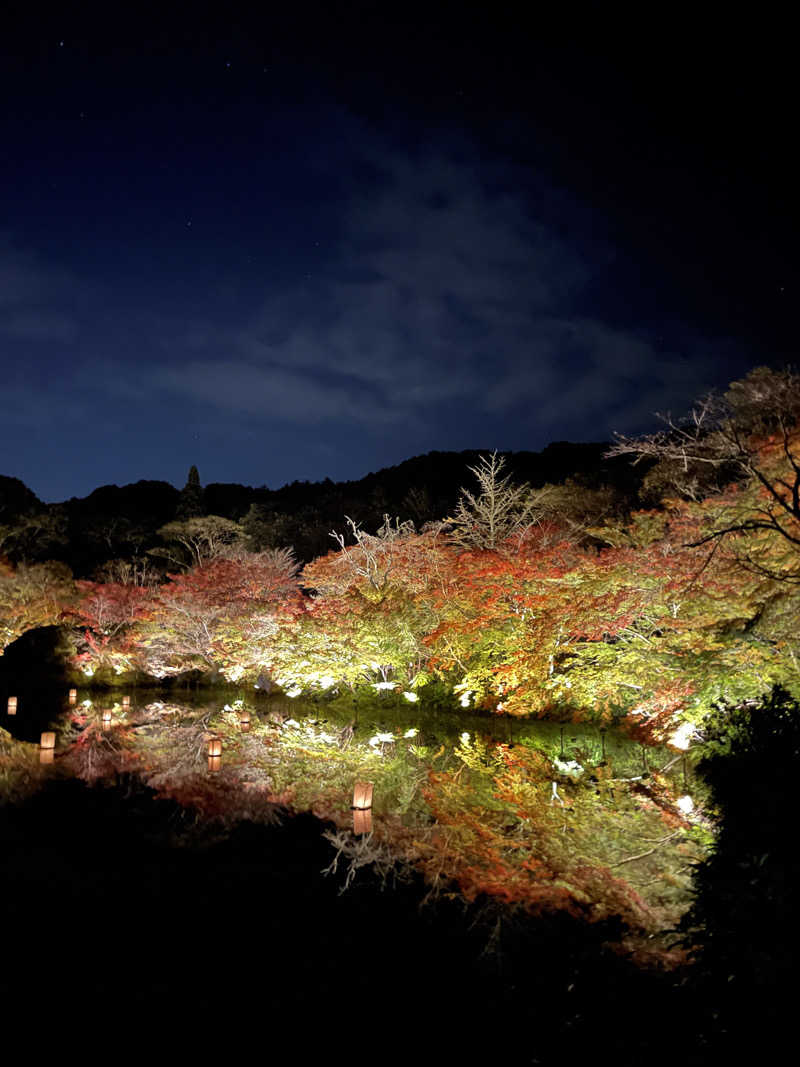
136;549;302;680
150;515;246;571
609;366;800;566
446;451;536;551
0;560;74;653
290;523;456;693
69;579;152;676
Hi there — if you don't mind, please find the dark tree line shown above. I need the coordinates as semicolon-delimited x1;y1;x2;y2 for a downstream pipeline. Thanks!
0;442;646;578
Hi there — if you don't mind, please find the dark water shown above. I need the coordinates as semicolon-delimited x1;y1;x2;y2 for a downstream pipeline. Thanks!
0;680;707;1060
0;773;695;1060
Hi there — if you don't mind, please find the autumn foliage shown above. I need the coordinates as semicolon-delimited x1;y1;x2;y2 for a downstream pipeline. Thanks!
1;369;799;750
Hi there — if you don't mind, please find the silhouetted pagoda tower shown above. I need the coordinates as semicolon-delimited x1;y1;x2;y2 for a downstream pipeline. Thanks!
176;464;205;519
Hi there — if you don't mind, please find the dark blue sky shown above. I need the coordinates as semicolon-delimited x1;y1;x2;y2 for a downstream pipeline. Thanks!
1;6;796;501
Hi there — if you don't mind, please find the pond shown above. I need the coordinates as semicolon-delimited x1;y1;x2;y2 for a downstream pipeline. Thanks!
1;684;709;946
1;681;718;1058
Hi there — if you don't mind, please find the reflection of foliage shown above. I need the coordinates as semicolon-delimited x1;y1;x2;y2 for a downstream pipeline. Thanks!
418;743;705;941
4;700;706;958
0;727;50;803
322;828;415;892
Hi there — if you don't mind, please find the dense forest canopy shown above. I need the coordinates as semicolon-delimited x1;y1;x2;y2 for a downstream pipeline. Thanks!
1;367;798;746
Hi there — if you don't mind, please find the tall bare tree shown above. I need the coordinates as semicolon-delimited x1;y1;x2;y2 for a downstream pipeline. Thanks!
607;366;800;561
446;451;535;551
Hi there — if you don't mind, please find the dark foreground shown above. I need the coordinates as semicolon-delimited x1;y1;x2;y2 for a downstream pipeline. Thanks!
0;773;730;1063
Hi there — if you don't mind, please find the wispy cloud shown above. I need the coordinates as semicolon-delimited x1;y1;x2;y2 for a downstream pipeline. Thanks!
0;126;741;498
143;139;729;441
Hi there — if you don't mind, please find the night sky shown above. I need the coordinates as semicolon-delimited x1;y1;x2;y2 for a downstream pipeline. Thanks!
1;6;796;502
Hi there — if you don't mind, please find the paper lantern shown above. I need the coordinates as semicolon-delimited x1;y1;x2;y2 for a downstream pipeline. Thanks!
239;709;251;726
208;755;222;773
39;749;54;765
352;781;374;810
102;710;112;730
208;738;223;757
7;696;17;714
353;808;372;835
68;689;77;704
121;695;131;709
40;732;56;750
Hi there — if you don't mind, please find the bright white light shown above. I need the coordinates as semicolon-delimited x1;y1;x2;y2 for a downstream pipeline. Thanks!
402;691;418;703
459;691;473;708
403;727;418;738
669;721;695;751
318;675;336;689
369;732;395;746
460;731;470;744
372;681;397;691
676;795;694;814
554;758;584;779
81;666;95;678
286;686;302;698
282;718;300;729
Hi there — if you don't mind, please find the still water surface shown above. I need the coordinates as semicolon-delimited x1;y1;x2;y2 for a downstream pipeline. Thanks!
1;685;707;942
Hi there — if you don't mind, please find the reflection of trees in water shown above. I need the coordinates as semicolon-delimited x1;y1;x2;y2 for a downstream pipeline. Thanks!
2;695;708;960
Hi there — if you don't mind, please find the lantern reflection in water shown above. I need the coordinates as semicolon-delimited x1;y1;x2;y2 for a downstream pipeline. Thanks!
208;738;222;757
353;808;372;835
68;689;77;704
208;755;222;773
352;781;374;810
7;696;17;714
122;695;131;709
40;749;54;765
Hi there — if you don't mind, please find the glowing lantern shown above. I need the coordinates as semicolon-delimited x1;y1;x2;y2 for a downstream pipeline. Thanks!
208;755;222;773
7;696;17;714
208;738;222;757
40;732;56;750
40;749;54;765
68;689;77;704
353;808;372;835
102;710;112;729
122;695;131;709
352;781;374;810
239;709;251;724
